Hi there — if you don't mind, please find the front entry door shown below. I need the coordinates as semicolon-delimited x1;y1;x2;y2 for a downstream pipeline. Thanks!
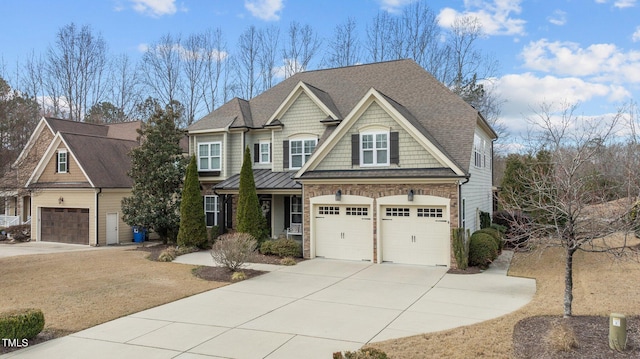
260;198;272;237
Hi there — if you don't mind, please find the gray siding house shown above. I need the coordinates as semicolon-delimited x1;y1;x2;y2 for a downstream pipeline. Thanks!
187;59;497;268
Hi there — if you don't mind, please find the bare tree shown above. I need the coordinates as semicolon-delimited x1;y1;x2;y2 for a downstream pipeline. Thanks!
20;52;46;114
500;102;638;317
365;11;396;63
234;26;260;99
141;33;183;107
46;23;108;120
182;32;208;125
258;25;280;92
201;28;228;113
107;53;141;121
0;77;40;170
282;21;321;77
325;17;361;68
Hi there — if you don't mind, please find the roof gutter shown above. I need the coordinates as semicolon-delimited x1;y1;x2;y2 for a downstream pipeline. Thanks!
95;187;102;246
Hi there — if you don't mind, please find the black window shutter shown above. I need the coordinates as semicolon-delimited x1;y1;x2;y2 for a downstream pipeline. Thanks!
226;195;233;228
351;134;359;165
390;132;399;164
283;140;289;169
254;143;259;162
284;196;291;229
55;152;59;173
269;143;272;162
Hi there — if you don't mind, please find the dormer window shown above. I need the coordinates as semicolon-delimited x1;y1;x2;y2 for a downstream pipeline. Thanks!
289;138;317;169
57;150;68;173
360;131;389;166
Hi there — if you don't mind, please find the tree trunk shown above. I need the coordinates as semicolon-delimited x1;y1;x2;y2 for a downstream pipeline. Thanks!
563;247;577;317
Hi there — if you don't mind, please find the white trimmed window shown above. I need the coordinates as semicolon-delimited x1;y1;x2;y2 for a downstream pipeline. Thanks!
198;142;221;171
290;139;316;169
473;134;486;168
291;196;302;224
204;195;219;227
360;132;389;166
260;142;270;164
57;150;68;173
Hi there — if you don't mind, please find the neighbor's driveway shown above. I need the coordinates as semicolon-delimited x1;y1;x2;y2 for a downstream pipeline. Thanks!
0;241;101;258
3;252;536;359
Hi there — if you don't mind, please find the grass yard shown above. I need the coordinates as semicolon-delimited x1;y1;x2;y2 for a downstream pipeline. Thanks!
0;245;226;349
370;235;640;358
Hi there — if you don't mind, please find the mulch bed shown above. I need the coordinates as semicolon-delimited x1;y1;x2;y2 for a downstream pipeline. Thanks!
447;266;482;274
135;243;304;282
513;315;640;358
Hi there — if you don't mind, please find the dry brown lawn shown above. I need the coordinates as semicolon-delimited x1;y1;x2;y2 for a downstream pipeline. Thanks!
0;246;226;335
370;235;640;358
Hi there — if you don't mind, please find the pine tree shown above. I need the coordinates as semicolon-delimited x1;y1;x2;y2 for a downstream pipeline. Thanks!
177;155;208;248
121;105;186;244
236;146;268;241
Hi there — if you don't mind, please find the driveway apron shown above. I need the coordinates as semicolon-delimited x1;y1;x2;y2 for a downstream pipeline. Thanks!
2;251;536;359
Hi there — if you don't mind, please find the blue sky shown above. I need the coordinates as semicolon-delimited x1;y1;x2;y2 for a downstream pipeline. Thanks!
1;0;640;144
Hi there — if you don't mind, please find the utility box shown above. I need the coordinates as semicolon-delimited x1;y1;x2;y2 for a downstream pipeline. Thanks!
609;313;627;351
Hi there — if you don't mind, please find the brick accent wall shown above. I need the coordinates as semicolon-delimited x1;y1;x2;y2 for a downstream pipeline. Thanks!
303;182;460;268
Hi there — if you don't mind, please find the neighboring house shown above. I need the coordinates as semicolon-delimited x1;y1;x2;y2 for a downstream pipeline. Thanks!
1;117;142;245
188;59;497;267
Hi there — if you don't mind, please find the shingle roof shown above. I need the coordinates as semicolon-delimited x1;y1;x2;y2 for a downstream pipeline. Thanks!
188;59;496;174
61;132;138;188
214;169;301;190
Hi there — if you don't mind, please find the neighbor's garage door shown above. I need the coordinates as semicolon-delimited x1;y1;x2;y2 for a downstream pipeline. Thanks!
314;205;372;261
41;207;89;245
380;206;449;266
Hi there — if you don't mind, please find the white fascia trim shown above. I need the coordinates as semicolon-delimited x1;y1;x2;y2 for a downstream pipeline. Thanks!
296;88;466;177
188;127;229;135
26;134;95;188
13;117;51;167
265;81;339;126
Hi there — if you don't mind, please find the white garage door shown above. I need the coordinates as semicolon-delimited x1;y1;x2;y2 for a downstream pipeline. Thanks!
381;205;449;266
314;205;372;261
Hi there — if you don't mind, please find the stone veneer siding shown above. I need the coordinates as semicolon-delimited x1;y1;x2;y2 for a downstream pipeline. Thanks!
302;182;460;268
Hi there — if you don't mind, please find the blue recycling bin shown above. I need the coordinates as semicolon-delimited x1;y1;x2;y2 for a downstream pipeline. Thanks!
133;226;146;243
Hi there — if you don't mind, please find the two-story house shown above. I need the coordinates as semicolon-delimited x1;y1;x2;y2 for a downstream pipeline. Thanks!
187;59;497;267
7;117;142;245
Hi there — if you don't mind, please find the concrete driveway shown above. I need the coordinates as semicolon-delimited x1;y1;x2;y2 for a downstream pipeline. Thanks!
3;252;536;359
0;241;100;258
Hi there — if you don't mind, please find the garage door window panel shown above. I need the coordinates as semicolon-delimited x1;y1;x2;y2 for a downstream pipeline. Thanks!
417;207;443;218
386;207;410;217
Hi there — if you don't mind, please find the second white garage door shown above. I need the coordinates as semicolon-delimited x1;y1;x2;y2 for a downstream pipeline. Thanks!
314;204;373;261
380;205;450;266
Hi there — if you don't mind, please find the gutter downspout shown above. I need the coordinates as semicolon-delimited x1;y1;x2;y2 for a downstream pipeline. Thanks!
458;174;471;229
95;188;102;246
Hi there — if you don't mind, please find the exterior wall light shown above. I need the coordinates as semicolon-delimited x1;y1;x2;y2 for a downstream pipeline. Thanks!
335;189;342;201
408;189;414;202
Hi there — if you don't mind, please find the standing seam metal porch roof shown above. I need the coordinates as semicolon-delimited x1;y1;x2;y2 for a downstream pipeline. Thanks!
214;169;301;190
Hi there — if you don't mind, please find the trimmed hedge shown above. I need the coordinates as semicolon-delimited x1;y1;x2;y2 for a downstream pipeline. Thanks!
469;232;498;269
0;309;45;340
260;238;301;258
475;228;503;252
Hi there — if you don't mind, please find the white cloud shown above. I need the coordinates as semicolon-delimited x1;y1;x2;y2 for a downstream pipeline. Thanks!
595;0;637;8
378;0;415;13
614;0;637;8
244;0;283;21
547;9;566;26
520;39;640;84
130;0;178;17
437;0;526;36
486;73;632;136
633;26;640;42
